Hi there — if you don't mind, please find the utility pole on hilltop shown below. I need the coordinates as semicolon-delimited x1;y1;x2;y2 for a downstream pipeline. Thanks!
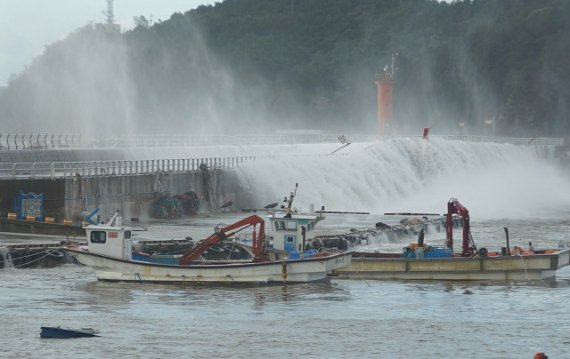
103;0;115;24
99;0;120;32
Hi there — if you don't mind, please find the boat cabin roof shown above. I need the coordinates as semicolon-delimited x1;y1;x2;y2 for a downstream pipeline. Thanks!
86;224;130;231
266;212;322;221
266;212;324;232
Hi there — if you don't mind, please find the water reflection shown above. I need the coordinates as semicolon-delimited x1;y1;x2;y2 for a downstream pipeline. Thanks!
74;276;350;310
79;280;138;307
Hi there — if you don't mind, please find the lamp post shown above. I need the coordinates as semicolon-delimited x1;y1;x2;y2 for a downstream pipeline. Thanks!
458;121;466;136
484;118;496;137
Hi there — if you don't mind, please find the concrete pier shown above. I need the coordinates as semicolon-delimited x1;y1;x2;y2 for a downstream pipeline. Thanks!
0;166;244;226
64;168;241;222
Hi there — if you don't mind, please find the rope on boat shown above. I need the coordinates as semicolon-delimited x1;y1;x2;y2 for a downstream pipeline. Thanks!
9;246;66;269
223;241;244;260
515;254;530;281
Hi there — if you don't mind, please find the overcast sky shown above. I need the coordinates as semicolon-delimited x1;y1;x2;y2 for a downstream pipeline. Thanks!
0;0;215;86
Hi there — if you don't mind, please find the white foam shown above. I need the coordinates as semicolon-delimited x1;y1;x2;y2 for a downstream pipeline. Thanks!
235;138;570;220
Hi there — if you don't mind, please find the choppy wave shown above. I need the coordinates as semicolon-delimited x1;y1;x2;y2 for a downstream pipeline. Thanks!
235;138;570;219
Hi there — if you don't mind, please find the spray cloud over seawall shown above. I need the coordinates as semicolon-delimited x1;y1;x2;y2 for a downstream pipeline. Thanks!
0;18;278;140
235;139;570;220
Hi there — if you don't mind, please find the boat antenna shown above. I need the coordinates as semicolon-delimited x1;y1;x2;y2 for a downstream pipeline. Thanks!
108;210;120;226
284;183;298;218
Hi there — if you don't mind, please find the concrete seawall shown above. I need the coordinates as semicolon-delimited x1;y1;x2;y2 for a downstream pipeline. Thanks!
0;168;247;225
65;168;243;221
1;135;565;225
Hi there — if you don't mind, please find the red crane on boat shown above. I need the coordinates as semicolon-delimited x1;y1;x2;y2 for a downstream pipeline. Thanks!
445;198;477;257
179;215;268;265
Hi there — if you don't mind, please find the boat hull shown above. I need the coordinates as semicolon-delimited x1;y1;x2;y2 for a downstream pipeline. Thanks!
334;249;570;281
66;248;352;284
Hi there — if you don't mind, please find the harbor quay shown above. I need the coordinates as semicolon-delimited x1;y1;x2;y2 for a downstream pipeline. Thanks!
0;145;256;228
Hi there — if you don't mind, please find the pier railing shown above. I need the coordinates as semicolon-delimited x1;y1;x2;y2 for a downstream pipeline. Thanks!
0;133;81;150
104;134;564;147
0;133;563;149
422;135;564;146
0;135;563;179
0;156;272;179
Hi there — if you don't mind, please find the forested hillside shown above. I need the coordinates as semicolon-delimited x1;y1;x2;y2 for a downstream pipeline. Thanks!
1;0;568;138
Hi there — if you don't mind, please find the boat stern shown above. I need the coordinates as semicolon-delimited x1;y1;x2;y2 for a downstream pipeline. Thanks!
324;251;353;272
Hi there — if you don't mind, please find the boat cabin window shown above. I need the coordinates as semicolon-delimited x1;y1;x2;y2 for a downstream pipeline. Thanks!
90;231;107;244
285;221;297;230
275;221;298;231
124;231;132;239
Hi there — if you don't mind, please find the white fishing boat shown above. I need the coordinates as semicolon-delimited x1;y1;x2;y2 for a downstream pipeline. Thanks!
64;212;351;284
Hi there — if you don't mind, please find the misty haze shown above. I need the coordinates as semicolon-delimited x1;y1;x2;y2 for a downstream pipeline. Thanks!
1;2;570;358
1;0;568;141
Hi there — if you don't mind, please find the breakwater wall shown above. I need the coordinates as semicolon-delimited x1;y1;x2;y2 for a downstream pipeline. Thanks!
65;168;242;222
0;167;245;225
1;134;566;225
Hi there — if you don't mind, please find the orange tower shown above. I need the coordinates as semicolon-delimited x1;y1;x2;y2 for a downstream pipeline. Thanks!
375;75;394;136
375;54;398;136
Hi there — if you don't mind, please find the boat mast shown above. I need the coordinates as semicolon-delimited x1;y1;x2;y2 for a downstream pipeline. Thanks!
284;183;298;218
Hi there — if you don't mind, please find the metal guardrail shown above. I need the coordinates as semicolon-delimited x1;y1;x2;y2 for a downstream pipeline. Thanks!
0;133;81;150
0;135;563;179
0;133;564;148
98;134;373;147
102;134;564;147
425;135;564;146
0;156;275;179
381;135;563;146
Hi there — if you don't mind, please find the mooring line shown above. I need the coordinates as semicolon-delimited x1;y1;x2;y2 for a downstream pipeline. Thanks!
6;246;65;269
515;254;530;281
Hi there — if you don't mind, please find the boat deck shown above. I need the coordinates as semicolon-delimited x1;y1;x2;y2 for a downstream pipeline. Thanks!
334;249;570;281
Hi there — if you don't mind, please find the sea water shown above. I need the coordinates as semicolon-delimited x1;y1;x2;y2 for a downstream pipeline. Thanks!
1;214;569;359
2;138;569;358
